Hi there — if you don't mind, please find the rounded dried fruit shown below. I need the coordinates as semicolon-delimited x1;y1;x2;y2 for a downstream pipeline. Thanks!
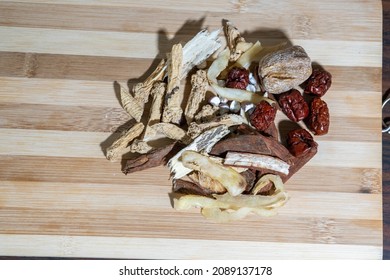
278;89;309;122
249;101;277;132
304;68;332;97
287;128;317;157
226;67;250;90
308;97;330;135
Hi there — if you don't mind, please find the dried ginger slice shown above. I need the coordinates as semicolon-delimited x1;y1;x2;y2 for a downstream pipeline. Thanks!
106;122;144;162
184;70;208;124
162;43;184;124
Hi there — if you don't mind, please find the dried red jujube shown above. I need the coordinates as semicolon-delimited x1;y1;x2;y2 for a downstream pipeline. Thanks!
308;97;330;135
304;68;332;97
278;89;309;122
287;128;318;157
249;101;277;132
225;67;250;90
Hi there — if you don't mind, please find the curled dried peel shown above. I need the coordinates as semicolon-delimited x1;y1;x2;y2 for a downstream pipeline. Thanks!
252;174;284;195
180;150;246;196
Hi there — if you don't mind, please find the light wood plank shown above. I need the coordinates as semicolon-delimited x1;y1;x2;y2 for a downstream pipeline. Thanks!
0;234;381;259
0;156;380;194
0;2;381;41
0;27;382;67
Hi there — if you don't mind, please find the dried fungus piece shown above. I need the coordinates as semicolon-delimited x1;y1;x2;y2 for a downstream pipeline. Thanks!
168;125;230;179
184;70;209;124
106;122;144;162
162;43;184;124
259;45;312;94
180;151;247;196
224;151;290;175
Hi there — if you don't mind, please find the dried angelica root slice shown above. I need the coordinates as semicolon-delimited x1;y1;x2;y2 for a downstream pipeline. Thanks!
224;152;290;175
119;84;144;122
168;125;230;179
106;122;144;162
180;150;247;196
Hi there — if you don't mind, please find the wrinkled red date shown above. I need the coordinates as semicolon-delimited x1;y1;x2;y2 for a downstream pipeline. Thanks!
304;68;332;97
278;89;309;122
308;97;330;135
287;128;318;157
249;101;277;132
225;67;250;90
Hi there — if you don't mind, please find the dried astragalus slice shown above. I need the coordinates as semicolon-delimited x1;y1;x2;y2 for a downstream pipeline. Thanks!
168;125;230;179
106;122;144;162
162;43;184;124
180;151;247;196
184;70;209;124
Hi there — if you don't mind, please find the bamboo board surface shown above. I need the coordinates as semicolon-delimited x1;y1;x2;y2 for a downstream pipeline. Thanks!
0;0;383;259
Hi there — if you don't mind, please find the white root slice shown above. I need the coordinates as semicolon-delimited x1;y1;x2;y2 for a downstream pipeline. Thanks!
106;122;144;162
224;152;290;175
162;43;184;124
208;156;248;173
180;150;247;196
181;28;222;80
187;114;246;139
150;123;190;144
168;125;230;179
119;84;144;122
184;70;209;124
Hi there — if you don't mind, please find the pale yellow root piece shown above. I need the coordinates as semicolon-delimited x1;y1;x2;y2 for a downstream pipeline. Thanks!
106;122;144;162
162;43;184;124
150;123;190;144
119;84;144;122
225;21;253;62
132;58;166;105
188;171;226;194
143;81;167;139
184;70;209;124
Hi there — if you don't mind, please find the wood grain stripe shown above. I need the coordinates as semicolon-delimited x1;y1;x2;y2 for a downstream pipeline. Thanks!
0;2;381;41
0;234;381;259
0;27;382;66
0;156;380;194
0;52;382;93
0;77;381;118
0;128;381;168
0;102;381;142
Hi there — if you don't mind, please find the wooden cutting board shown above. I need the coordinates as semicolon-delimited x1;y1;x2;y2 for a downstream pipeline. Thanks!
0;0;383;259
